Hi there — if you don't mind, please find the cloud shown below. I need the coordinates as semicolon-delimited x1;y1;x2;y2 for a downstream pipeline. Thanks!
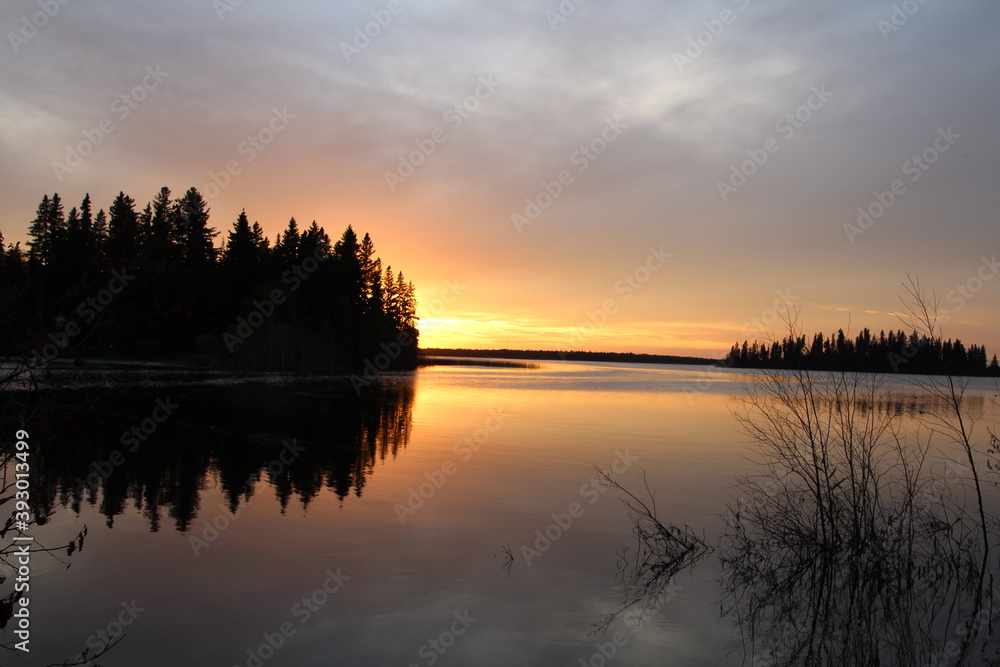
2;0;998;355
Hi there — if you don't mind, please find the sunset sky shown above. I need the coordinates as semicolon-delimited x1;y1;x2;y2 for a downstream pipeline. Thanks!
2;0;998;357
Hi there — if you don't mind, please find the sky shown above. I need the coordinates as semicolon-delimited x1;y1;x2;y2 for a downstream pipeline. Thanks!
1;0;998;357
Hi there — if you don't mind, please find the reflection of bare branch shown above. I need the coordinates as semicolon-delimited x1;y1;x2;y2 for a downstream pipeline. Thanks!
0;349;122;664
593;467;712;634
38;632;125;666
722;325;999;665
497;544;513;578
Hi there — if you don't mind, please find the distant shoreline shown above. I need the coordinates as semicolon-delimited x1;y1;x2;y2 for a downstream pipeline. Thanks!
419;348;720;366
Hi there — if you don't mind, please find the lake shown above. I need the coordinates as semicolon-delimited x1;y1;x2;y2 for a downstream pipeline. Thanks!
6;361;1000;666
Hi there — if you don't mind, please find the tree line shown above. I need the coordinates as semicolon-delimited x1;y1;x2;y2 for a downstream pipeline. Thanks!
0;187;419;370
726;328;999;377
422;348;716;365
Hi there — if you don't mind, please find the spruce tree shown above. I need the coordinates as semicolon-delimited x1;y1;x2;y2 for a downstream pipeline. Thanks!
175;187;217;266
26;194;52;267
108;191;138;262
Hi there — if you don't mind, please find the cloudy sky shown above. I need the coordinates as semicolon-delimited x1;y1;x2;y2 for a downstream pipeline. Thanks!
2;0;998;356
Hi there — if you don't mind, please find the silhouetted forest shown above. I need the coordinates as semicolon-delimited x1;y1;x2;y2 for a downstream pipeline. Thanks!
0;188;418;371
726;328;999;377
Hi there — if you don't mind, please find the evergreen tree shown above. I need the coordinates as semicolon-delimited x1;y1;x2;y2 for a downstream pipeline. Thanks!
80;193;93;239
333;225;363;311
175;187;217;266
222;210;260;288
93;209;108;252
300;221;330;260
5;186;423;372
26;194;52;266
396;271;416;329
60;205;89;284
383;266;397;323
358;232;383;313
275;218;300;266
146;186;174;264
108;191;138;262
251;222;267;252
138;203;153;254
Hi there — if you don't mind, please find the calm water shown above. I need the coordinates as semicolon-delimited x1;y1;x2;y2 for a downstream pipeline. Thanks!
6;361;1000;666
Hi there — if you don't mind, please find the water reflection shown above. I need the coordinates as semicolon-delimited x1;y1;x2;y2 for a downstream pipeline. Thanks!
719;491;997;665
592;369;1000;664
26;375;415;532
592;468;713;635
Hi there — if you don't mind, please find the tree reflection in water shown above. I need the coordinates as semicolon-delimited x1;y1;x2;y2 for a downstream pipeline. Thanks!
721;474;997;665
25;374;415;532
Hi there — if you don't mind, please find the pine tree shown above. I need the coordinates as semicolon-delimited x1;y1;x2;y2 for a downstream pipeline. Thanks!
138;203;153;255
222;210;259;285
108;191;138;262
276;218;300;267
334;225;363;311
250;221;267;251
358;233;382;311
48;192;65;251
62;205;86;280
93;209;108;249
300;221;330;260
395;271;416;329
383;264;397;323
26;194;49;266
26;194;65;267
79;193;93;243
175;187;217;266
